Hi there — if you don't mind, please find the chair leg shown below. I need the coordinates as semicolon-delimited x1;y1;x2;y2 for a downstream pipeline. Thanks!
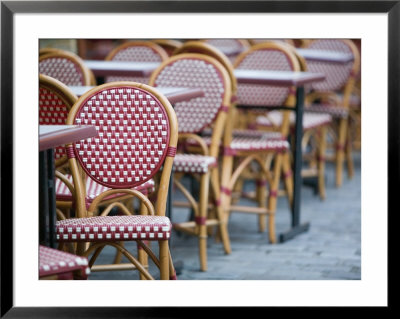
210;167;231;254
197;173;210;271
335;118;348;187
281;151;293;206
346;128;354;179
256;173;267;233
318;126;327;200
159;240;170;280
138;203;149;280
267;153;284;244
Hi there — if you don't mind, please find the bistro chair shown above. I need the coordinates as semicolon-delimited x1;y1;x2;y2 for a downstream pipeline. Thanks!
252;42;333;200
39;47;69;57
39;74;156;218
152;39;183;56
39;75;158;276
149;53;232;271
39;245;90;280
104;41;169;84
203;39;251;64
302;39;361;187
249;39;296;47
55;81;178;280
218;41;301;244
39;49;96;86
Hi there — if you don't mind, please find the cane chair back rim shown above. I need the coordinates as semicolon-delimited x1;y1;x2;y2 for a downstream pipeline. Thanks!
149;53;232;142
39;50;94;86
39;47;70;57
105;41;169;62
39;74;78;167
172;41;238;95
151;39;183;56
233;41;301;108
202;38;251;49
66;81;178;190
248;38;296;47
303;39;361;95
39;73;78;107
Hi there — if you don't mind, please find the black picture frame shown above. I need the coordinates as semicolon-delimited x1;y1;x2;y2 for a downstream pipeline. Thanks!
1;1;394;317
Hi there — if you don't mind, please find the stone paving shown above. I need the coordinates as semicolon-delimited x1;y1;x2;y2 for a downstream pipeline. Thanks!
88;151;361;280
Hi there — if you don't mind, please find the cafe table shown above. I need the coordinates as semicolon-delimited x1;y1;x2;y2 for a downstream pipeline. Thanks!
234;69;326;242
295;48;354;63
39;124;98;248
69;85;205;105
83;60;160;78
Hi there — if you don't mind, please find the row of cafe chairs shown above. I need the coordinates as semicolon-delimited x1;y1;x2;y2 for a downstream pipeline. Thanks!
38;38;361;277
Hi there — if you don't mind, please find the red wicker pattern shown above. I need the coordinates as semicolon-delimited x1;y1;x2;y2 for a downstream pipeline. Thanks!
306;40;354;92
205;39;245;50
256;111;332;130
173;154;217;174
106;46;164;84
56;215;172;242
39;57;85;86
235;49;294;106
153;57;226;133
39;245;90;279
228;136;289;154
305;104;349;118
39;86;69;160
55;175;155;202
73;86;170;189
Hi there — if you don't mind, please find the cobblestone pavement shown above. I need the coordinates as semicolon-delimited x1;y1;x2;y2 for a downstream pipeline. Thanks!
89;151;361;281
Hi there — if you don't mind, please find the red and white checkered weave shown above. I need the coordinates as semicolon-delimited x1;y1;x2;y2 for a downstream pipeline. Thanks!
173;154;217;174
39;57;85;86
72;86;170;189
55;175;155;202
205;39;246;63
305;104;349;118
256;111;332;130
235;49;295;106
56;215;172;242
39;245;90;279
306;40;354;92
153;57;226;133
39;86;69;160
228;136;289;154
106;46;164;84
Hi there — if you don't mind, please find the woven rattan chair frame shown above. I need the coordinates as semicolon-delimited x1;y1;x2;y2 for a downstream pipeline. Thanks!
151;39;183;56
149;53;232;271
39;74;78;168
172;41;238;96
57;81;178;280
202;39;251;64
252;43;330;200
39;47;69;57
248;39;296;47
303;39;361;187
39;50;94;86
219;42;301;244
104;41;169;84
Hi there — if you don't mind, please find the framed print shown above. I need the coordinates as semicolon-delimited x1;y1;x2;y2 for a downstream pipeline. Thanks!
1;0;395;316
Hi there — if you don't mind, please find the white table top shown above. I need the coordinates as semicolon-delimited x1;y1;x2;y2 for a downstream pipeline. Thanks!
296;48;354;63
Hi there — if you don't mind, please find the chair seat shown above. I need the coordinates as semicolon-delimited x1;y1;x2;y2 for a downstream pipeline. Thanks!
184;132;288;154
39;245;90;279
304;104;349;118
173;154;217;174
228;136;289;154
256;111;332;130
55;175;155;203
56;215;172;242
